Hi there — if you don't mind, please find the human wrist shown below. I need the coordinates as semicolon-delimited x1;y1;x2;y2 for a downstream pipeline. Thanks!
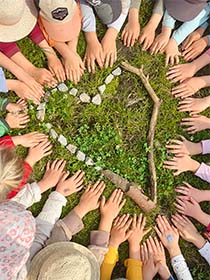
99;215;113;232
109;239;120;250
37;179;50;193
168;245;181;258
73;204;88;219
128;8;139;22
6;79;18;91
105;27;118;41
190;159;200;173
24;154;36;168
85;32;99;44
158;264;171;280
194;211;210;227
191;233;206;249
201;76;210;88
161;26;172;38
191;142;202;155
11;135;21;146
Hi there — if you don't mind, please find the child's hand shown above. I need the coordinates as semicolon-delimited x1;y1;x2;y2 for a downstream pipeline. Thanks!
175;182;204;203
56;170;85;196
46;52;66;83
146;237;171;280
165;38;181;66
163;154;200;175
84;33;104;73
6;99;27;113
150;29;170;55
12;132;48;147
74;181;106;219
155;215;181;258
182;28;204;51
101;28;118;68
172;77;206;98
128;214;151;246
175;196;202;218
178;96;210;115
63;50;85;84
141;242;160;280
172;213;206;249
181;115;210;134
139;24;156;51
5;112;30;128
166;135;202;156
100;189;126;221
38;159;66;193
183;37;208;61
166;63;196;83
122;20;140;47
109;214;133;249
25;140;52;167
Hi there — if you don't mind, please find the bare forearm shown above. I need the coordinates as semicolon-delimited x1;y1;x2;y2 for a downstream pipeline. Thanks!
191;53;210;72
146;13;163;30
129;243;140;260
128;8;139;23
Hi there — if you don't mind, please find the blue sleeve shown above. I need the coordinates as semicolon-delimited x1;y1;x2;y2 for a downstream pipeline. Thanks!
162;9;176;29
0;67;8;93
80;0;96;32
172;5;210;45
168;276;175;280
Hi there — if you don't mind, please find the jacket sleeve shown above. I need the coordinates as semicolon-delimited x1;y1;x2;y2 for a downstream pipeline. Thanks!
100;246;119;280
171;254;193;280
0;67;8;93
0;118;10;137
124;258;143;280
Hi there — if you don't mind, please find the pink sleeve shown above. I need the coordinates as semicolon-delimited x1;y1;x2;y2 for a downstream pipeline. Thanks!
201;140;210;154
195;163;210;183
205;48;210;56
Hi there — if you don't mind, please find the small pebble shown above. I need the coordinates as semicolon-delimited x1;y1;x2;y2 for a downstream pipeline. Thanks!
94;166;103;172
76;151;86;161
37;102;46;111
58;83;68;92
44;91;51;102
69;88;78;96
66;144;77;154
92;94;102;105
98;84;106;94
105;74;114;85
45;123;52;130
85;157;94;166
79;93;91;103
58;134;68;146
112;67;122;76
29;105;34;110
50;129;58;140
36;109;45;122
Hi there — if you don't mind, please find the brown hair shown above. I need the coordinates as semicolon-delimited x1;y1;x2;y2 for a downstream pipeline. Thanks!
0;147;23;200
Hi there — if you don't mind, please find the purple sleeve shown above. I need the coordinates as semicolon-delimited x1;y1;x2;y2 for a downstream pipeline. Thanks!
195;163;210;183
0;67;7;92
202;140;210;154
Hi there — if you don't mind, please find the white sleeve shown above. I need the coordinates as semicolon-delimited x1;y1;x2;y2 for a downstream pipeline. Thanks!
198;241;210;265
171;254;193;280
80;0;96;32
11;182;41;209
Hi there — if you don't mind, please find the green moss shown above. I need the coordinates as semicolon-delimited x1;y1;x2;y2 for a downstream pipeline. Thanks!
4;1;210;278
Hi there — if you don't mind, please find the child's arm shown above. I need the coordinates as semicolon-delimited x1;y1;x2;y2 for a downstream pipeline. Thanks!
0;67;8;93
100;246;119;280
121;0;141;47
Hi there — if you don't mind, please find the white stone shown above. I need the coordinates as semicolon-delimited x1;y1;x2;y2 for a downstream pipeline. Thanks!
69;88;78;96
36;109;45;122
94;166;102;172
98;84;106;94
37;102;46;111
58;83;68;92
50;129;58;140
105;74;114;84
112;67;122;76
29;105;34;110
76;151;86;161
79;93;91;103
66;144;77;154
44;91;51;102
92;94;102;105
58;134;68;146
85;157;94;166
45;123;52;130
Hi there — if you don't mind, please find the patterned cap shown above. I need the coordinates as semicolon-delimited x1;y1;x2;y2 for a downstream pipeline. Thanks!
0;201;35;279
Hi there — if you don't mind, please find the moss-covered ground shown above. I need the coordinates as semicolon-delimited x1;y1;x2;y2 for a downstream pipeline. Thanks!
3;1;210;279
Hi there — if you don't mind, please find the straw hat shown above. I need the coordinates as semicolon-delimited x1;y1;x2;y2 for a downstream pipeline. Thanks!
0;0;38;42
27;242;100;280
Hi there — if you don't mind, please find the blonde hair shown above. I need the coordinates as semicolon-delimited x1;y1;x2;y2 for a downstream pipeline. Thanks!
0;147;23;200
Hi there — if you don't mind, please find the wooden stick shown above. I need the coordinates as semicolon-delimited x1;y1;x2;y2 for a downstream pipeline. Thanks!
121;61;162;203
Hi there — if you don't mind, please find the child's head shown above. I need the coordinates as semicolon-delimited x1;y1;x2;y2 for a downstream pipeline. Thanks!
0;0;38;42
36;0;81;42
165;0;208;22
0;147;23;200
